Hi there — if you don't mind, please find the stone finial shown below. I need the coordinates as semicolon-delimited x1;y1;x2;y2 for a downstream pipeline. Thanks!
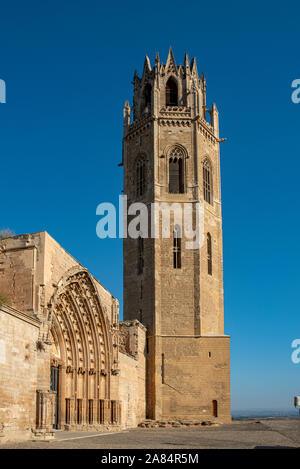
142;55;152;76
155;51;160;66
184;52;190;70
165;46;177;74
190;57;199;78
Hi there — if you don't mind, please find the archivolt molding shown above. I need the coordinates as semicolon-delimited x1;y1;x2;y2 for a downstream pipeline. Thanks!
163;143;189;160
47;268;116;378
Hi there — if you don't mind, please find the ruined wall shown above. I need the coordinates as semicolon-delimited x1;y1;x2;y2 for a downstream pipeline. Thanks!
118;320;146;427
0;304;40;443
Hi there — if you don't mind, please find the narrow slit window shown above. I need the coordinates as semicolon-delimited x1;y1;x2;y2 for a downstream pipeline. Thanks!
161;353;165;384
173;225;181;269
207;233;212;275
138;236;144;275
136;158;146;197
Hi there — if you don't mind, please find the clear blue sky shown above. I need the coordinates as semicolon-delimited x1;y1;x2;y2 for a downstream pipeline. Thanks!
0;0;299;412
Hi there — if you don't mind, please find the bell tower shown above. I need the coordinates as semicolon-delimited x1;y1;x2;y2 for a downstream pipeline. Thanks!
121;48;231;423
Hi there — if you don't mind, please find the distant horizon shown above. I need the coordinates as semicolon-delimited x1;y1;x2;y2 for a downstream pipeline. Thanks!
231;408;299;415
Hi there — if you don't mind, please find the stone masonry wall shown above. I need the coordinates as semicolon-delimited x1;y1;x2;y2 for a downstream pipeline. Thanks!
0;304;40;443
118;320;146;427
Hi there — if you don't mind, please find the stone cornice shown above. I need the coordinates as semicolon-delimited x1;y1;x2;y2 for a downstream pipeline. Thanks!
0;303;41;327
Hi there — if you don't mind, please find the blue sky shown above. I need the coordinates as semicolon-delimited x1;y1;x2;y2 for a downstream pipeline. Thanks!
0;0;300;412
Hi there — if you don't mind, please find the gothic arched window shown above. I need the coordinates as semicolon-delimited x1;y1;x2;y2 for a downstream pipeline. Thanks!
136;157;146;197
173;225;181;269
137;236;144;275
203;159;213;204
166;77;178;106
169;147;184;194
207;232;212;275
144;83;152;110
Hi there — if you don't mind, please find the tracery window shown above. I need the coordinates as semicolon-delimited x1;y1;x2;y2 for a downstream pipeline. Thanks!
169;146;184;194
203;159;213;204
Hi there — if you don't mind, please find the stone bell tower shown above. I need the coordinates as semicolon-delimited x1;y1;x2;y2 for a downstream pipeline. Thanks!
121;48;231;423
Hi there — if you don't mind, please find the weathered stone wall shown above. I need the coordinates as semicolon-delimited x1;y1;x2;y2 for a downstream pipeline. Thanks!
0;304;40;443
118;320;146;427
157;336;231;422
0;232;124;438
123;50;231;421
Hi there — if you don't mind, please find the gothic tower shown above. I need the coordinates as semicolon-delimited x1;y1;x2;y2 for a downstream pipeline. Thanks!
121;48;231;423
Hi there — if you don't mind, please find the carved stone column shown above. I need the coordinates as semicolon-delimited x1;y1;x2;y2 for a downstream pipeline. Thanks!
33;390;56;440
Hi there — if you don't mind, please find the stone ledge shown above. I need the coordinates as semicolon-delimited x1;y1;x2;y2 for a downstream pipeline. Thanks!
31;428;55;441
138;419;219;428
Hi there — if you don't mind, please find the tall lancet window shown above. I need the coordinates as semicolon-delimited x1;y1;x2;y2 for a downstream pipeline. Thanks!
169;147;184;194
136;157;146;197
166;77;178;106
207;233;212;275
203;159;213;204
173;225;181;269
144;83;152;110
138;236;144;275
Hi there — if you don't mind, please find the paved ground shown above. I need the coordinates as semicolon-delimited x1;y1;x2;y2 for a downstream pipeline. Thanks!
1;419;300;449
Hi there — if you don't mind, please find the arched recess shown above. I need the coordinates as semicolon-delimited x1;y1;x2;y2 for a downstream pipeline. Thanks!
202;156;213;205
166;76;178;106
164;144;188;194
46;267;115;429
132;152;148;198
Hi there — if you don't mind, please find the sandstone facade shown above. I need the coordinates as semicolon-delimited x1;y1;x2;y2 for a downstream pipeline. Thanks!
122;48;231;422
0;49;231;442
0;232;146;442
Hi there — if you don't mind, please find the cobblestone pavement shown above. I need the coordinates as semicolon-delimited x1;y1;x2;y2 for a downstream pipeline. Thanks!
1;419;300;449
